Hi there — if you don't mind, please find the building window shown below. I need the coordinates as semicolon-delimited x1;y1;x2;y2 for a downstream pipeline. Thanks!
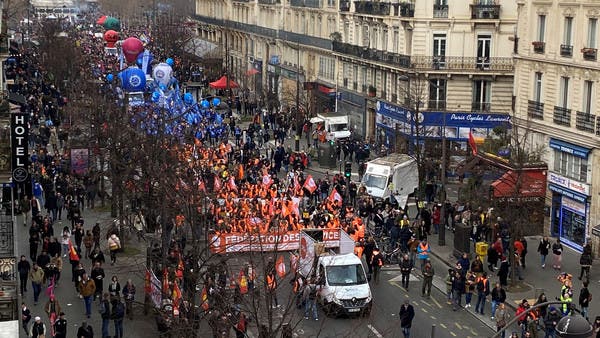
429;79;447;109
361;66;367;92
382;29;388;51
476;34;491;69
564;17;573;45
583;80;593;114
559;76;569;108
433;34;446;68
537;14;546;41
553;150;588;182
472;80;491;111
353;65;358;90
534;72;543;102
382;71;388;96
318;56;335;81
588;18;597;48
393;29;399;53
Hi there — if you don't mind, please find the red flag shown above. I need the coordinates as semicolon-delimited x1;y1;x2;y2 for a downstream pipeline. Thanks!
262;174;273;187
238;270;248;294
294;175;301;192
172;280;182;307
68;241;79;261
276;255;286;278
228;176;238;191
468;130;478;156
198;179;206;193
214;176;222;191
328;188;343;205
200;286;209;311
303;175;317;193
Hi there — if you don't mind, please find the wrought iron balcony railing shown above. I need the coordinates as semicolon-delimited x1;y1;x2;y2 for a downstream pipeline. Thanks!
411;55;513;72
470;4;500;19
332;41;411;68
576;111;595;133
553;106;571;126
433;4;448;18
560;44;573;57
527;100;544;120
354;1;390;16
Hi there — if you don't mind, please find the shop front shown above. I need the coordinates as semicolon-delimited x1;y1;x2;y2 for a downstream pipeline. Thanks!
549;171;591;252
337;90;366;137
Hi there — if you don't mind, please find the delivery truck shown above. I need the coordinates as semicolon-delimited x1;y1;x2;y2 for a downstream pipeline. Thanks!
298;229;372;317
361;153;419;206
311;112;351;141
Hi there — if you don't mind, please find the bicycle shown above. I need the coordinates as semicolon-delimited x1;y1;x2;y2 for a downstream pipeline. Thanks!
382;242;402;266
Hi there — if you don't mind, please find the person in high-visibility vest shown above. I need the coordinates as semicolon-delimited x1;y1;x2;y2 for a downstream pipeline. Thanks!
417;239;431;269
291;274;305;309
266;271;279;308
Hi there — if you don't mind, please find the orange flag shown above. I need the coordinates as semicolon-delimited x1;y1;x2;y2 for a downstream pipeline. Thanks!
238;164;244;180
200;286;209;311
172;280;182;307
468;130;478;156
276;255;286;278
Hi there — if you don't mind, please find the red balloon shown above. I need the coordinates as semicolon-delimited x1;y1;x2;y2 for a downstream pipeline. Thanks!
96;15;107;25
103;30;119;48
121;37;144;64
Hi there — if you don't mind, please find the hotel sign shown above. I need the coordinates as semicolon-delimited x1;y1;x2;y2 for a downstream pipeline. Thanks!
11;113;29;183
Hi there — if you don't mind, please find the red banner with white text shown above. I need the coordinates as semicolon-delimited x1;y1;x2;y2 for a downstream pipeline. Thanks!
210;229;342;253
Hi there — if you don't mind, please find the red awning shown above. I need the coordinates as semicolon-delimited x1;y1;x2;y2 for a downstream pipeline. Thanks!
209;76;239;90
491;170;547;198
246;68;259;76
318;85;335;95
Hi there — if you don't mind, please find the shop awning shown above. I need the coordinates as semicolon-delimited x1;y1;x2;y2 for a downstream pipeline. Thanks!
318;85;336;96
491;169;547;198
209;76;239;90
246;68;259;76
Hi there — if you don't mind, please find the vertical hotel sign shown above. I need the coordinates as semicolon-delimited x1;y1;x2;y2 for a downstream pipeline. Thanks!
11;113;29;183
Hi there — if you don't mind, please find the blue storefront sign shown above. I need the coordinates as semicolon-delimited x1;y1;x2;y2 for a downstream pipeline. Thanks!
549;138;590;158
375;100;511;141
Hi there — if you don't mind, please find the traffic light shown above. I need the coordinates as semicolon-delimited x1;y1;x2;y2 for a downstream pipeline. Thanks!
344;162;352;178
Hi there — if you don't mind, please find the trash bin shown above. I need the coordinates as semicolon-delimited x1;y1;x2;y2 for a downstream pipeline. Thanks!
453;223;472;259
476;242;489;261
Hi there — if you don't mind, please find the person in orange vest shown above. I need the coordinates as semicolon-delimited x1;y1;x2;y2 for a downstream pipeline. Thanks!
266;271;279;308
291;274;305;309
417;239;431;269
371;248;384;285
475;272;490;315
247;264;256;292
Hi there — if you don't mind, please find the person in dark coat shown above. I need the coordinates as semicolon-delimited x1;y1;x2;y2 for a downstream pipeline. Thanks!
363;237;375;275
497;256;510;287
399;299;415;338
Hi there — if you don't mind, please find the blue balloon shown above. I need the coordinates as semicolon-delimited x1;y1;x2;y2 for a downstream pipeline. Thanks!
119;67;146;92
45;120;53;127
212;97;221;107
215;114;223;125
166;58;174;66
151;91;160;103
184;92;194;105
159;83;167;91
201;100;210;109
106;73;114;82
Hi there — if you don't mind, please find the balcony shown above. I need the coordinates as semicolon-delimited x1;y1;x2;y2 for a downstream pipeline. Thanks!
428;100;447;109
258;0;279;3
354;1;390;16
582;47;597;61
470;3;500;19
576;111;595;133
553;106;571;126
232;0;251;2
332;41;411;68
527;100;544;120
560;44;573;57
433;4;448;18
472;102;491;112
291;0;321;7
340;0;350;11
532;41;545;54
411;55;513;72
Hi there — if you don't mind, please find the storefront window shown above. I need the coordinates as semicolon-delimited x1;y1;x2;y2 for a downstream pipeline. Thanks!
558;196;587;250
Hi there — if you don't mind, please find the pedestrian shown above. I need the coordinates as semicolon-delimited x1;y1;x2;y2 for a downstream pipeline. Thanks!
61;226;71;257
29;262;44;305
29;232;40;262
399;299;415;338
92;223;101;250
497;256;509;287
21;302;31;334
53;312;67;338
552;238;563;270
107;234;121;265
421;259;434;297
535;293;549;320
266;270;279;308
78;273;96;318
303;278;319;321
90;248;105;266
399;254;413;290
108;275;121;300
537;236;551;269
91;262;105;301
451;271;465;311
83;230;94;259
370;247;384;285
579;243;593;281
111;298;125;338
475;272;490;315
593;317;600;338
579;281;592;321
44;294;61;335
465;271;476;309
29;316;46;338
519;237;528;268
122;279;136;320
495;302;509;338
487;244;498;272
100;292;111;338
234;311;248;338
417;238;430;269
291;274;305;309
18;255;31;296
76;321;94;338
363;237;375;275
490;282;506;320
544;306;561;338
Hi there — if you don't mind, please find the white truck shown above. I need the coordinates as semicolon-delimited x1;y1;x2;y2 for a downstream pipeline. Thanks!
298;229;372;317
361;153;419;206
312;112;351;140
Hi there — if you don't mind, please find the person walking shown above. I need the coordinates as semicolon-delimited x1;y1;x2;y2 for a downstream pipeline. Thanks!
76;321;94;338
495;303;509;338
303;278;319;321
451;271;465;311
399;299;415;338
266;270;279;308
579;281;592;321
475;272;490;315
111;298;125;338
491;282;506;320
100;292;111;338
537;236;551;269
29;316;46;338
464;271;476;309
44;294;61;336
29;262;44;305
53;312;67;338
544;306;561;338
579;244;593;281
421;259;434;297
122;279;136;320
108;275;121;300
78;273;96;318
21;302;31;334
370;247;384;285
417;239;430;269
552;239;563;270
399;254;413;290
18;255;31;296
107;234;121;265
497;256;509;287
91;262;105;301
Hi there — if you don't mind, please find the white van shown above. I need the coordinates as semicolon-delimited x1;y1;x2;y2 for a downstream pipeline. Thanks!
312;112;351;140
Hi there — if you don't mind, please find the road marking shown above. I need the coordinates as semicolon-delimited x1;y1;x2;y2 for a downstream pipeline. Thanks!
471;330;478;335
421;308;428;313
430;315;436;320
440;324;447;329
430;296;442;309
450;332;457;337
420;300;430;307
367;324;384;338
455;323;462;330
389;281;404;290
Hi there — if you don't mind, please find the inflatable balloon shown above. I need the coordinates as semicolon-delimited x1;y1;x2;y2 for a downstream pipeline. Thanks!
96;15;107;25
103;30;119;48
152;91;160;103
184;93;194;105
45;120;53;127
136;52;154;73
201;100;210;109
215;114;223;125
121;37;144;64
102;17;121;31
106;73;114;82
118;67;146;92
166;58;174;66
152;63;173;87
212;97;221;107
